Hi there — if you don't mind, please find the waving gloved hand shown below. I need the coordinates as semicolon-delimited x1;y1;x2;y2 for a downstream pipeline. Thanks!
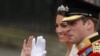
31;36;46;56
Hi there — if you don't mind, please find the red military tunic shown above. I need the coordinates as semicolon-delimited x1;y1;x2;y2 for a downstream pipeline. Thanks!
77;32;100;56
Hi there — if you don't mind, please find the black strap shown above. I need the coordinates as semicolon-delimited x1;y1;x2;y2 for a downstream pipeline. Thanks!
89;35;100;43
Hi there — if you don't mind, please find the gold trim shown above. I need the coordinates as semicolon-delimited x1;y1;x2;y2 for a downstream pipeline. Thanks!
77;32;99;50
62;15;83;22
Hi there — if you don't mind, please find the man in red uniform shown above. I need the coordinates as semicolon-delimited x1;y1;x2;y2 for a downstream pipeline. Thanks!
62;0;100;56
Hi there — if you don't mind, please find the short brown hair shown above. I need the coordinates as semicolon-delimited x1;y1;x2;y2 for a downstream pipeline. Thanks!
81;17;98;31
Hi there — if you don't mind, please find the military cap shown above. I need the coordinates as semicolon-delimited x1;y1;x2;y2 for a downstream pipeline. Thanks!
60;0;100;22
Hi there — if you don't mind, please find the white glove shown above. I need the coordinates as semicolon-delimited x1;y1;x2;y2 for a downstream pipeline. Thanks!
31;36;46;56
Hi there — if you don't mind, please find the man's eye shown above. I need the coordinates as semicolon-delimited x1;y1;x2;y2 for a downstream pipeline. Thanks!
69;22;76;26
67;21;77;26
60;24;67;28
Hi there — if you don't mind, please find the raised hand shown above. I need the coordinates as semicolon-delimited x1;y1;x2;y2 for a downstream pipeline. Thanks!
31;36;46;56
20;36;33;56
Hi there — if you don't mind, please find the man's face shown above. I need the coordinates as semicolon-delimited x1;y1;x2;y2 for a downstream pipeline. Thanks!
67;19;87;44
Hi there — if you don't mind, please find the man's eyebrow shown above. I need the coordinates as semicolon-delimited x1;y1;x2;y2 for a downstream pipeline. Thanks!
61;22;67;24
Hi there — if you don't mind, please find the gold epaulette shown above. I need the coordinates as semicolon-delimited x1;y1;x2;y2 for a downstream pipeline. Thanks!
92;39;100;53
77;32;99;51
77;38;92;51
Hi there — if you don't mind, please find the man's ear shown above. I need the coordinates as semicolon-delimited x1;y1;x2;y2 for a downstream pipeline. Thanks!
85;19;93;30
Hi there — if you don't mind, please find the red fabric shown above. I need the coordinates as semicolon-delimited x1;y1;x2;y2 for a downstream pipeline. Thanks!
88;53;100;56
78;45;92;55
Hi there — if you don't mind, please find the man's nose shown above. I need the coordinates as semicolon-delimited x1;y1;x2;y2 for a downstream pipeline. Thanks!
66;25;71;32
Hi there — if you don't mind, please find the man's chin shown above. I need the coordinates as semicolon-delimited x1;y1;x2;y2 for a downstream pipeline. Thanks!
69;40;75;44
